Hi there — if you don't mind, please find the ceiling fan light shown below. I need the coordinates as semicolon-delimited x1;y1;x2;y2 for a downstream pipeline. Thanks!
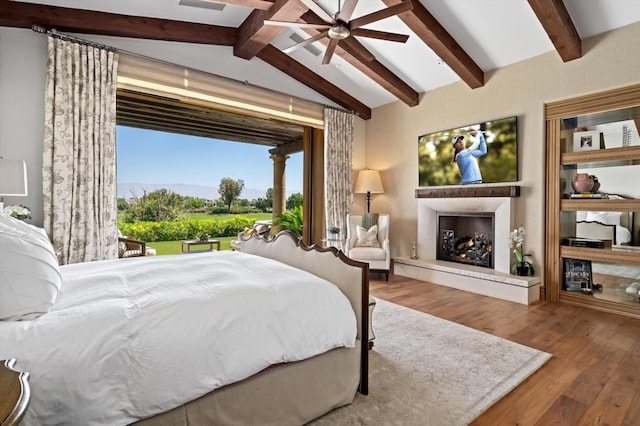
328;25;350;40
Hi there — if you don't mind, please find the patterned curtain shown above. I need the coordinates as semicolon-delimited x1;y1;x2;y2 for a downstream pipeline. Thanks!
324;107;354;241
43;36;119;265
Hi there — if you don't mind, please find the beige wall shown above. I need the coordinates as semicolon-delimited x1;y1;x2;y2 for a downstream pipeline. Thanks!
358;22;640;279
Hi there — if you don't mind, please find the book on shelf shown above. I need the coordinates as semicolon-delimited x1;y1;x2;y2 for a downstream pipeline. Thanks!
562;237;612;249
569;192;609;199
563;258;593;292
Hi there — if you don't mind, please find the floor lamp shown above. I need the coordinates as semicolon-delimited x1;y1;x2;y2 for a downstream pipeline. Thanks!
0;158;28;211
354;169;384;213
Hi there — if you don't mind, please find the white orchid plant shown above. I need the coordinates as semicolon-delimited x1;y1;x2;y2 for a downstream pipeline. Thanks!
3;204;31;221
508;226;534;275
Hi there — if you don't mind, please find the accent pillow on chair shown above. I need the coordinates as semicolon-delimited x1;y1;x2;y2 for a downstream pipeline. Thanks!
345;214;390;281
355;225;381;248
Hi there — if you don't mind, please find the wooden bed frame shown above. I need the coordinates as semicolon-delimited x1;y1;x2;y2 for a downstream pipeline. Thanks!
135;231;369;425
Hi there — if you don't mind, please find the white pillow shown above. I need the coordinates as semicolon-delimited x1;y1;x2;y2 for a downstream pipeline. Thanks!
0;213;62;321
355;225;381;248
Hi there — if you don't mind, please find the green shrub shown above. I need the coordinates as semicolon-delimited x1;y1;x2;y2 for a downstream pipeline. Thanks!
119;216;255;242
210;206;230;214
273;205;303;237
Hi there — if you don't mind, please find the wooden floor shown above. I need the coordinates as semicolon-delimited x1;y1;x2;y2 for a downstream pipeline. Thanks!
370;273;640;425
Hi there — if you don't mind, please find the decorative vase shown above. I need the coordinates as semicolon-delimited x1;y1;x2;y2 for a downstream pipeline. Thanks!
410;242;418;260
516;264;530;276
571;173;595;193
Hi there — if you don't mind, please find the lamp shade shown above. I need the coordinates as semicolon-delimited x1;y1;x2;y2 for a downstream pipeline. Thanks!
0;159;28;196
354;169;384;194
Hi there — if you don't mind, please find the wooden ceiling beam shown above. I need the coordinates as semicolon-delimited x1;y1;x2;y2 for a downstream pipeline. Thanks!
527;0;582;62
257;45;371;119
0;0;237;45
269;139;304;156
300;11;419;107
234;0;308;59
381;0;484;89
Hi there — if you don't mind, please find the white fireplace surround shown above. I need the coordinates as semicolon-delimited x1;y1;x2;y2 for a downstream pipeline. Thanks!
394;196;540;305
418;197;513;273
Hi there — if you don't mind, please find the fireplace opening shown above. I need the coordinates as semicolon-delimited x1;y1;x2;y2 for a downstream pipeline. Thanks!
437;212;494;268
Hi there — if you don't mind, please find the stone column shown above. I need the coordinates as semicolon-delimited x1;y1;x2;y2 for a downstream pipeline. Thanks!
270;153;289;220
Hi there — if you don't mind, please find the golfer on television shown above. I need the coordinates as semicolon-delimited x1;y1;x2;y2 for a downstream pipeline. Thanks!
451;129;487;184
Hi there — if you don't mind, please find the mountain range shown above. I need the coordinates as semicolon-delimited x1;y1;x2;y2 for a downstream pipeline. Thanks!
118;182;299;201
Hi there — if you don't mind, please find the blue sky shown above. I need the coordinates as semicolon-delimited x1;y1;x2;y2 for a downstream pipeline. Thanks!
117;126;303;199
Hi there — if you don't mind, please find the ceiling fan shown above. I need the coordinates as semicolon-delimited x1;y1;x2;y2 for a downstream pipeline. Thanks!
265;0;413;65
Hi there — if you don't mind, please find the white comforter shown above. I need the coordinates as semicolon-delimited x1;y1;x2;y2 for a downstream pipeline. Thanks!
0;251;357;425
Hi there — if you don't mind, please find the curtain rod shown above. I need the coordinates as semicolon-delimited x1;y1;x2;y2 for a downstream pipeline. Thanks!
31;25;116;52
30;25;353;115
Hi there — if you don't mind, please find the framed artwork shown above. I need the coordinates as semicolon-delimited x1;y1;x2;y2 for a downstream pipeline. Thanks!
563;258;592;292
573;131;600;152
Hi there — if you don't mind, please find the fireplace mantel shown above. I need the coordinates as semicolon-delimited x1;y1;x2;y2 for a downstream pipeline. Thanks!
415;185;520;198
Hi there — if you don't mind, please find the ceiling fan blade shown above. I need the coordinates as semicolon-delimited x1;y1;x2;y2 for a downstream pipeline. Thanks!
350;1;413;30
299;0;336;24
322;38;339;65
283;30;329;54
336;0;358;23
264;20;330;30
350;28;409;43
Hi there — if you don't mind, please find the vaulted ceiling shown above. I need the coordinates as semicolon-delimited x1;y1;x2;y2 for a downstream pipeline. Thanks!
2;0;640;120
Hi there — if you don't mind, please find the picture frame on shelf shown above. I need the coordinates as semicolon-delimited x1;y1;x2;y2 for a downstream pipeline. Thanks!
563;258;593;292
595;120;640;148
573;130;600;152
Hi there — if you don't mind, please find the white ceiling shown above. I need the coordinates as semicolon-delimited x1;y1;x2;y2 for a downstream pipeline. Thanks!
10;0;640;109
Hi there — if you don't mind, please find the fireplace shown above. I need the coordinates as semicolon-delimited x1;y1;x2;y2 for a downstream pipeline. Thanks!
437;212;494;268
416;197;512;274
394;189;541;305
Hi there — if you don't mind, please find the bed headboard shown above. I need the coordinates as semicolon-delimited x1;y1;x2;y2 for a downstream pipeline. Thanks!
576;221;616;244
241;230;369;394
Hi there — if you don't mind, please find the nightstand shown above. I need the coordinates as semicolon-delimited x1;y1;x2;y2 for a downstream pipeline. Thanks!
0;359;30;425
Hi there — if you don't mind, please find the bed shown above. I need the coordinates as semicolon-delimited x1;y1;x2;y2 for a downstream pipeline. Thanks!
0;213;369;426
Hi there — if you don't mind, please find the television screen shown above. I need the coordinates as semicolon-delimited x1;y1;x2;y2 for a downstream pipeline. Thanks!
418;116;518;186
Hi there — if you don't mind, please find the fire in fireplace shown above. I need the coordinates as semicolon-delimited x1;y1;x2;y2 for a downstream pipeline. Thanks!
437;212;494;268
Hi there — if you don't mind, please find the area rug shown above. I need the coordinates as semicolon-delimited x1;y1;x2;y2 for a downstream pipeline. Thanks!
310;299;552;426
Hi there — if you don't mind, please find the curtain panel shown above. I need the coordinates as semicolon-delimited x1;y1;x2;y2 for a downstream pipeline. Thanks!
324;108;354;241
43;36;119;264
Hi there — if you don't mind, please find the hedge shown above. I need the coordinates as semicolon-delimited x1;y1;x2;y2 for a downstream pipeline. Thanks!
118;216;255;242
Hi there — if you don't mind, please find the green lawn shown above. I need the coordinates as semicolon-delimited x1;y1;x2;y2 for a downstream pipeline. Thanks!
187;212;272;221
150;236;237;255
124;212;273;256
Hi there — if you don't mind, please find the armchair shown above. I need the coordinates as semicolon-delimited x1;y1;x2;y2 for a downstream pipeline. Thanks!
345;213;390;281
118;231;156;258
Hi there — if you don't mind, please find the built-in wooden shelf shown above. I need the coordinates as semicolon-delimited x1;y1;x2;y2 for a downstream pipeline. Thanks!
559;290;640;319
561;145;640;165
415;185;520;199
561;245;640;265
561;198;640;211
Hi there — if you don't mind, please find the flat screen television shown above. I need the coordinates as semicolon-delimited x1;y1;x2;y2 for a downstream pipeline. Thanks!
418;116;518;186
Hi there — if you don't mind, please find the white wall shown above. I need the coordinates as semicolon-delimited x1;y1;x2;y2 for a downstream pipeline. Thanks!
0;29;47;224
362;22;640;280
